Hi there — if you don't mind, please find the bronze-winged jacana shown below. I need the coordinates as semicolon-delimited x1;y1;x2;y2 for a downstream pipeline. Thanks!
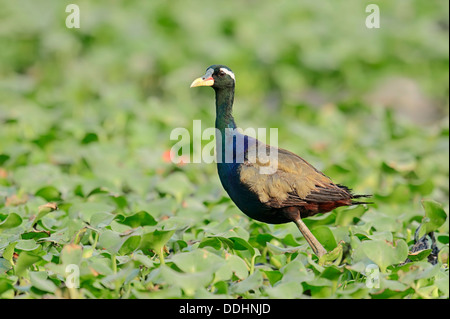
191;65;370;257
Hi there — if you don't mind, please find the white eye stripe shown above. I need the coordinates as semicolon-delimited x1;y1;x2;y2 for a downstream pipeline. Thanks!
220;68;235;81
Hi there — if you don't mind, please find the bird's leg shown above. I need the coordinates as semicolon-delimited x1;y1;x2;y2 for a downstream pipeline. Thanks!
294;217;327;257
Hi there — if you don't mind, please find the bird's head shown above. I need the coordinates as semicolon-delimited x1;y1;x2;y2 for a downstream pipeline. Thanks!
190;65;235;90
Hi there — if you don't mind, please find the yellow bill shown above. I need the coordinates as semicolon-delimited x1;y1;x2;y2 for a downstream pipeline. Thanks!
190;77;214;88
190;68;215;88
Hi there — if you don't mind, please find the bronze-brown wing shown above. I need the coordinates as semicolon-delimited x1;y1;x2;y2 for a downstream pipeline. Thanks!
239;145;342;208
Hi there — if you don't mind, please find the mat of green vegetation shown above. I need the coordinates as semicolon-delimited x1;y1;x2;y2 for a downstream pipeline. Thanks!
0;1;448;299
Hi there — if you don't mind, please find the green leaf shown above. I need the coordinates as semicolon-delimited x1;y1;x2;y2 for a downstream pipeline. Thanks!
132;252;154;268
155;172;193;201
0;213;22;232
90;212;115;228
361;239;408;272
335;205;367;226
34;202;58;224
263;270;283;286
319;242;344;265
138;229;175;255
171;249;224;274
221;254;248;280
60;243;83;267
255;234;275;246
231;270;263;294
311;226;337;251
2;242;17;266
29;271;57;293
0;277;14;295
98;230;126;255
15;239;39;251
157;266;213;296
419;199;447;238
35;186;61;201
266;242;301;255
265;281;303;298
81;132;99;144
280;259;314;283
199;237;223;250
229;237;255;255
15;251;41;277
407;249;432;262
119;236;141;255
116;211;157;228
69;202;115;224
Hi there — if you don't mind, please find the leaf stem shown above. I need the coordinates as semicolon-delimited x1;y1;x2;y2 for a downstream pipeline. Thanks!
158;246;165;265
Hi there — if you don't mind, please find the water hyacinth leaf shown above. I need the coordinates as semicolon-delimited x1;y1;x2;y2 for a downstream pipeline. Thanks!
132;252;154;268
265;281;303;298
255;233;275;246
34;202;58;224
155;172;193;201
407;249;432;262
224;254;249;280
335;205;367;226
266;242;302;255
396;262;440;285
199;237;223;250
98;230;126;255
0;277;14;295
311;226;337;251
29;271;57;293
438;246;449;265
171;249;225;274
110;195;128;211
60;243;83;267
138;229;175;255
280;260;314;283
100;266;140;290
69;202;115;224
319;265;344;281
116;211;157;228
438;234;449;244
2;242;17;266
155;266;213;296
263;270;283;286
35;186;61;202
367;231;393;242
81;132;99;144
229;237;255;255
199;236;234;250
90;212;115;228
361;239;408;272
0;213;22;231
88;256;115;276
319;242;344;265
119;236;141;255
69;225;89;245
15;239;40;251
231;269;263;294
435;271;449;296
419;200;447;238
15;252;42;277
282;233;301;246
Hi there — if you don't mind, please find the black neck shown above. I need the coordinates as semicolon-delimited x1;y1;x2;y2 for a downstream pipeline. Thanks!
214;87;236;132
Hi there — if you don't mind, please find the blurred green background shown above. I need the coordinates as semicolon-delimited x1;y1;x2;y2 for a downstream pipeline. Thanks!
0;0;448;202
0;0;448;299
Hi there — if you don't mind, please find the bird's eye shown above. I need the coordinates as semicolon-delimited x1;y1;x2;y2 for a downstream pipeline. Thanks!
218;70;225;77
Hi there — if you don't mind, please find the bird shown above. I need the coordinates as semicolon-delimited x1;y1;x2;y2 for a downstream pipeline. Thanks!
190;64;370;257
